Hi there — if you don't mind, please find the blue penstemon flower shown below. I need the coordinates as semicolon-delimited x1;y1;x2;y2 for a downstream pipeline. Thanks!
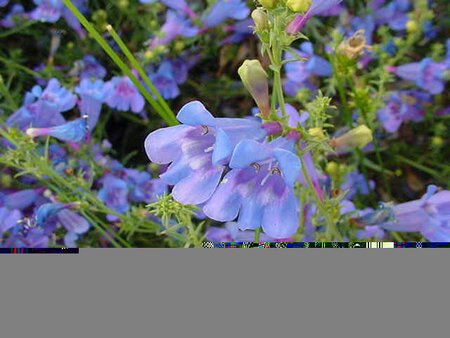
75;78;108;129
283;41;332;96
149;60;188;100
26;115;89;143
97;174;130;221
203;137;302;239
104;76;145;113
202;0;250;29
149;10;198;48
286;0;343;34
386;58;449;95
6;78;76;130
145;101;266;205
355;186;450;241
377;90;431;132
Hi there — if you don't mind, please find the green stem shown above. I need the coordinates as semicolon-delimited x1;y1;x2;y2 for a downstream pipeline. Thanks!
396;155;441;178
301;158;342;241
0;76;18;111
0;56;43;78
0;20;36;38
329;55;351;125
360;113;391;196
254;227;261;243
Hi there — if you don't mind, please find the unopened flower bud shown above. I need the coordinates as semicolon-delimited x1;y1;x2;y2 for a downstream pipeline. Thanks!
118;0;129;10
0;173;12;188
286;130;301;141
238;60;271;118
325;162;339;178
251;9;269;31
337;30;371;59
259;0;277;9
406;20;419;33
262;121;283;135
308;127;325;140
330;125;373;151
286;0;312;13
431;136;443;148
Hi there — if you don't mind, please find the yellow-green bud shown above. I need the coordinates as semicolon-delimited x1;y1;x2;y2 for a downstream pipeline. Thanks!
308;127;325;140
174;41;185;53
431;136;443;148
406;20;419;33
251;9;269;31
238;60;270;118
259;0;277;9
331;125;373;151
325;162;339;179
0;173;12;188
286;0;312;13
92;9;107;22
295;88;310;102
118;0;129;10
144;50;154;60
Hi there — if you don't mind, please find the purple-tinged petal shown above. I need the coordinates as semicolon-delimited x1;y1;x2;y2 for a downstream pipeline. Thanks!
273;149;301;187
57;209;90;234
421;225;450;242
205;226;234;242
262;188;299;239
428;191;450;216
159;160;192;185
229;140;272;168
172;167;224;205
3;189;39;210
144;125;191;164
214;118;266;145
212;129;232;166
64;232;79;248
203;170;241;221
130;92;145;113
0;207;22;233
237;195;264;231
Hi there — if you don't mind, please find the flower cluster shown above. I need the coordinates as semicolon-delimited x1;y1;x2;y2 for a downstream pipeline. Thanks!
1;0;449;247
145;101;305;239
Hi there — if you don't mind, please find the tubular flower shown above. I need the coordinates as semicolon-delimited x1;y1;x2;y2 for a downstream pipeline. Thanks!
283;42;332;96
286;0;343;34
203;138;301;239
145;101;266;205
386;58;448;95
150;10;198;48
140;0;196;20
6;78;76;130
104;76;145;113
97;174;130;222
377;90;431;133
26;116;89;143
202;0;250;29
75;78;108;130
36;202;90;235
0;207;22;234
359;186;450;242
149;60;188;100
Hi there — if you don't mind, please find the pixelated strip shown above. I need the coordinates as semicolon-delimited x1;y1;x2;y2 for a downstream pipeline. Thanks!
202;242;450;248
